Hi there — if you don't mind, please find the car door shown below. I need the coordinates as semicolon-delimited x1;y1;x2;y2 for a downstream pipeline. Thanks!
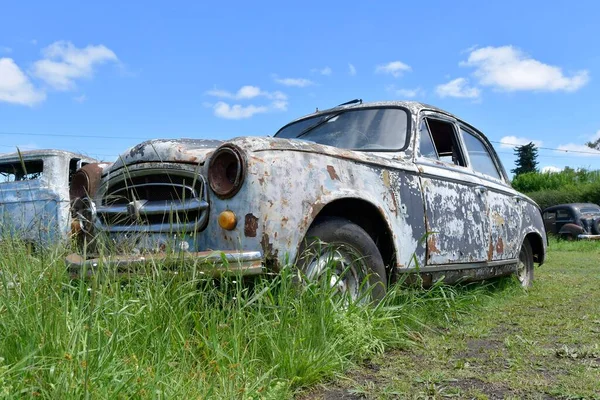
458;125;522;260
555;208;574;232
415;113;489;264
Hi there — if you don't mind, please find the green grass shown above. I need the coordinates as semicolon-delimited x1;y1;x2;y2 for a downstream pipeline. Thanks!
0;239;505;399
1;239;598;399
306;240;600;399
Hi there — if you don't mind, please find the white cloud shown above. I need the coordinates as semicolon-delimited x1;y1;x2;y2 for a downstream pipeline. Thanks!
31;41;118;90
392;87;424;98
0;58;46;106
0;46;12;54
375;61;411;77
348;63;356;76
207;85;288;119
213;102;270;119
435;78;480;99
541;166;563;173
311;66;331;76
499;136;543;149
206;85;287;101
462;45;589;92
274;76;314;87
556;143;600;157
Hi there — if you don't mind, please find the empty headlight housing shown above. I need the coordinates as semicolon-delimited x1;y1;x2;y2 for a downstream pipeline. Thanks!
208;145;246;198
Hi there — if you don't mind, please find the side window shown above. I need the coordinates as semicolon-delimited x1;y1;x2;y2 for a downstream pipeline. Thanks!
460;128;502;180
69;158;81;183
543;211;556;221
0;160;44;183
418;120;438;159
422;118;466;166
556;209;572;221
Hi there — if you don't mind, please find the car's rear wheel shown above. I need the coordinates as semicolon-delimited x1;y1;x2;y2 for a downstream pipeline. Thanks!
516;239;534;288
297;217;387;302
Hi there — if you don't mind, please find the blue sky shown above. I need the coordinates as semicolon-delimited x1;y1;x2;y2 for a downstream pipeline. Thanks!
1;0;600;173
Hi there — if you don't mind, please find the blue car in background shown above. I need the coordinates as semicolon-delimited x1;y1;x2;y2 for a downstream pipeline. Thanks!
0;149;99;246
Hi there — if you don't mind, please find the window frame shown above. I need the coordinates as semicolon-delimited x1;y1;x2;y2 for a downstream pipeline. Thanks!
416;115;468;168
273;105;413;153
0;159;45;184
459;125;504;181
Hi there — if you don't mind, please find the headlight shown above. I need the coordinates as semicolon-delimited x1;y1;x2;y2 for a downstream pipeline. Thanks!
208;145;246;198
69;163;106;202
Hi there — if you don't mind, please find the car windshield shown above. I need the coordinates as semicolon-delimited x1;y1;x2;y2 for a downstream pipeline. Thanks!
580;207;600;215
274;108;409;150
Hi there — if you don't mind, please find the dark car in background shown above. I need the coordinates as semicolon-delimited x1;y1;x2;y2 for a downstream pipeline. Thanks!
542;203;600;240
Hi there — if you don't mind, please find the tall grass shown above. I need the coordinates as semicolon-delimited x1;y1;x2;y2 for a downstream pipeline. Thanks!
0;239;519;399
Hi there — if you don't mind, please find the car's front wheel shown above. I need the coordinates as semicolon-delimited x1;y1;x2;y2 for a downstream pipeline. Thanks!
297;217;387;302
516;239;534;288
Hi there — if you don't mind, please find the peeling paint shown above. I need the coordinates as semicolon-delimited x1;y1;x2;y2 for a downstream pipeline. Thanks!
326;165;339;181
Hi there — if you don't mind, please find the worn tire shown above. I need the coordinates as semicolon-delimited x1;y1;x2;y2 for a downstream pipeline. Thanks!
297;217;387;301
516;239;534;288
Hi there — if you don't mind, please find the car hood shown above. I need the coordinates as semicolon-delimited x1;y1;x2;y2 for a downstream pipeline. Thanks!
109;136;412;172
110;138;224;171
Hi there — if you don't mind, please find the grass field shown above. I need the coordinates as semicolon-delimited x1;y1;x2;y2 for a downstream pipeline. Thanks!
306;239;600;399
0;239;598;399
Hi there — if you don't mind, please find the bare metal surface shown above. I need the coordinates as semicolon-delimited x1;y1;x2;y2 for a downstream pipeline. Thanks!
0;150;98;244
77;101;547;281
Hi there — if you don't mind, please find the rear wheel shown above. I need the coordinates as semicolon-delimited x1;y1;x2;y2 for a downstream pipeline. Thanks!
516;239;534;288
297;217;387;302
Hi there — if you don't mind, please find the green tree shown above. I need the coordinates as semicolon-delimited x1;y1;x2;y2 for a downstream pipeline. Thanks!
586;137;600;150
512;142;539;176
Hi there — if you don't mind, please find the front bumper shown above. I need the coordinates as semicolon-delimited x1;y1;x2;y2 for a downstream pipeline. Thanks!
66;250;264;278
577;234;600;240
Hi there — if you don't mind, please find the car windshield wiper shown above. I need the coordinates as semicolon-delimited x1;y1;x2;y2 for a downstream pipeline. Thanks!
295;111;344;140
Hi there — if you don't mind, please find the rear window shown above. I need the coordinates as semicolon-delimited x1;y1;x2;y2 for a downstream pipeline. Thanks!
580;207;600;214
0;160;44;183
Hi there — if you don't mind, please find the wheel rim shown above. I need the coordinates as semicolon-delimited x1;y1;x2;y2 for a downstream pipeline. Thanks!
304;245;366;300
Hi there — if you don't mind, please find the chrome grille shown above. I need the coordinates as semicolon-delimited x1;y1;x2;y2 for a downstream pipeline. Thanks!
95;167;209;232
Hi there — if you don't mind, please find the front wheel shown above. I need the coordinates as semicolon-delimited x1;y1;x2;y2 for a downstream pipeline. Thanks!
516;239;534;288
297;217;387;302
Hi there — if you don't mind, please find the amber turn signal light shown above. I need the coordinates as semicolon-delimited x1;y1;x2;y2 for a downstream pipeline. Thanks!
218;210;237;230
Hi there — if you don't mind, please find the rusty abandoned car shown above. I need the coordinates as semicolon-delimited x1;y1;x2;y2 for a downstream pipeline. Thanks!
66;100;547;298
543;203;600;240
0;150;98;245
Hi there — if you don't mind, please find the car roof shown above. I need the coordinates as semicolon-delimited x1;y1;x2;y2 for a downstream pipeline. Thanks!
280;100;456;126
543;203;600;213
0;149;98;163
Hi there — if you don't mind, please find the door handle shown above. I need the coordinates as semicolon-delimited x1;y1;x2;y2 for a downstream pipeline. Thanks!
512;195;522;203
474;185;487;194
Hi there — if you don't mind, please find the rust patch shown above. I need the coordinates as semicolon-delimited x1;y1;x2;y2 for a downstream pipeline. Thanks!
488;241;494;261
244;213;259;237
382;170;391;187
326;165;339;181
258;177;265;185
260;233;280;271
427;235;440;254
390;191;399;216
495;237;504;254
281;216;289;225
